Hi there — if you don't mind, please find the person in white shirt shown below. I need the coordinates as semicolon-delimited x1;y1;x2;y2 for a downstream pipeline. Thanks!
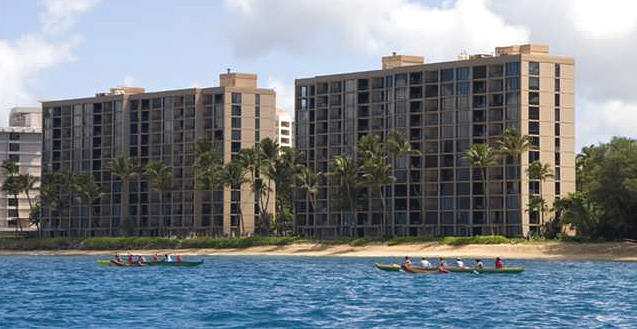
164;254;173;262
456;258;465;268
420;257;432;268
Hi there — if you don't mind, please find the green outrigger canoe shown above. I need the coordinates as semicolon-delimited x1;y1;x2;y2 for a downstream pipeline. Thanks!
375;263;524;273
96;260;204;267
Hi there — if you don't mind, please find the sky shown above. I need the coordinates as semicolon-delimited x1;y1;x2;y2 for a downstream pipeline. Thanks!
1;0;637;150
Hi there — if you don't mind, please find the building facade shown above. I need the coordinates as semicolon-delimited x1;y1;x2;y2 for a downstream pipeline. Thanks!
41;72;276;237
0;107;42;232
295;44;575;238
275;109;294;148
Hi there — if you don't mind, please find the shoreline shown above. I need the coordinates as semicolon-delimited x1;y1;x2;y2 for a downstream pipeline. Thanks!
2;241;637;261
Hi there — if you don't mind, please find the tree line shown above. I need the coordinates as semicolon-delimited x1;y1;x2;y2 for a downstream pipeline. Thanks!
27;131;637;240
552;137;637;240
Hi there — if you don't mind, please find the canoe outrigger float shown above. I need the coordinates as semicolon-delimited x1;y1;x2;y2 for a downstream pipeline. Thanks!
96;260;204;267
374;263;524;273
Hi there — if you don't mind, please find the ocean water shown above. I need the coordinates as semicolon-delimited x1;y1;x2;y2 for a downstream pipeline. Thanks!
0;256;636;328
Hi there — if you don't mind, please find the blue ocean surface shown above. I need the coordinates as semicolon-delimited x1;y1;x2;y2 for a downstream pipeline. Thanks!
0;255;636;328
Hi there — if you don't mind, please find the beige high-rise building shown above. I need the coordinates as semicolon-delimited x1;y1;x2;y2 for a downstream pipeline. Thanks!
295;44;574;238
41;72;276;237
0;107;42;232
276;109;294;148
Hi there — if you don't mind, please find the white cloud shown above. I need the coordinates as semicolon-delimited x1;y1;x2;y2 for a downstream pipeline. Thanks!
0;0;100;124
224;0;637;148
266;78;294;116
40;0;102;35
578;99;637;147
222;0;529;60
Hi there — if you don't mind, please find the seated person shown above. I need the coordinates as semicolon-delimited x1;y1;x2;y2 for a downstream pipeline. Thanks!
456;258;465;268
495;257;504;269
475;259;484;270
420;257;432;268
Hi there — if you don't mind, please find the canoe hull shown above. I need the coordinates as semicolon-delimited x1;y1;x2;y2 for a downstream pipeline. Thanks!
96;260;204;267
374;263;524;273
374;263;401;271
446;267;524;273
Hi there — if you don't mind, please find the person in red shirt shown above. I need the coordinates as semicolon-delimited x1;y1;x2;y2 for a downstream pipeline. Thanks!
152;253;159;262
495;257;504;269
176;255;183;263
127;253;134;265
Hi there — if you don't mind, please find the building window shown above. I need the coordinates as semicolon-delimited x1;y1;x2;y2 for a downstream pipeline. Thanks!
555;94;560;107
529;107;539;120
529;122;540;135
555;64;560;77
555;79;560;92
555;123;560;136
555;152;561;165
529;150;540;162
555;182;561;195
9;133;20;141
529;62;540;75
529;92;540;105
231;93;241;104
9;154;19;162
441;69;454;82
529;77;539;90
555;109;560;122
505;62;520;76
232;105;241;116
9;143;19;152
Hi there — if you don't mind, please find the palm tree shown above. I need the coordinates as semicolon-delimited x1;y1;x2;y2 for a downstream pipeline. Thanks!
18;174;39;233
527;161;554;227
465;143;498;235
236;148;262;233
296;167;321;237
328;154;359;237
2;159;21;233
496;127;530;234
195;138;224;236
359;155;396;236
106;157;140;235
72;172;102;237
221;161;249;236
385;130;421;236
257;138;280;234
144;161;173;236
40;170;72;236
194;138;222;234
268;147;301;235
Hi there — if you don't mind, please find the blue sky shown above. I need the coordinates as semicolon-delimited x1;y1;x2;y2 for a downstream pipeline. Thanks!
1;0;637;149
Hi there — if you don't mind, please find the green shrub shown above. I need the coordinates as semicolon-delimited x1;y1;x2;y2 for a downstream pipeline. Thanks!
442;235;510;245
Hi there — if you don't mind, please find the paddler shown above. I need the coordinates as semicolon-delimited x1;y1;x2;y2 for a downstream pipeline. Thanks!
420;257;432;268
402;256;412;269
152;253;159;262
475;259;484;270
164;254;173;262
127;253;134;265
176;255;183;263
495;257;504;269
137;255;146;265
456;257;465;268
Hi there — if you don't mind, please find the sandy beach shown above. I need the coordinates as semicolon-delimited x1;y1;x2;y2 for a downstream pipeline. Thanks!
2;241;637;261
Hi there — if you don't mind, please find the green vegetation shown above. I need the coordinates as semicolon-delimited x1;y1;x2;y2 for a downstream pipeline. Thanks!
553;138;637;239
0;233;617;251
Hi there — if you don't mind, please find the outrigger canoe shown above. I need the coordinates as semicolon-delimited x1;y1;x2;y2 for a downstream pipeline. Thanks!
375;263;524;273
96;260;204;267
375;263;401;271
374;263;445;274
